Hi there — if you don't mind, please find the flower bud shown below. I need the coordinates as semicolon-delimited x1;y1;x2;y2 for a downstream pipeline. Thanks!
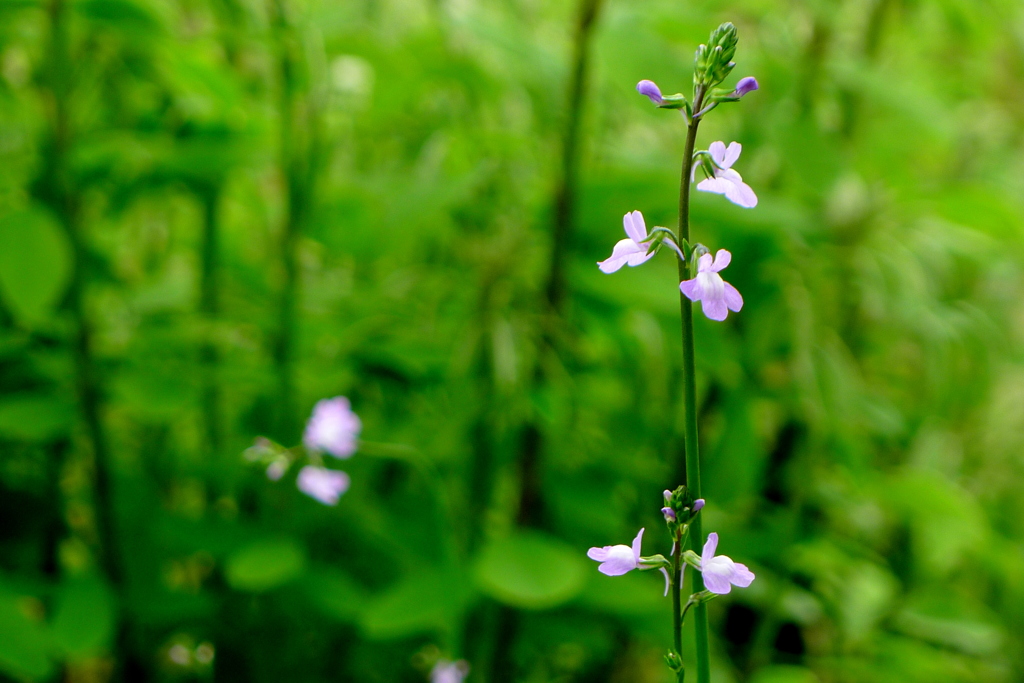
693;498;705;513
663;490;673;504
661;506;676;521
636;79;664;105
734;76;758;97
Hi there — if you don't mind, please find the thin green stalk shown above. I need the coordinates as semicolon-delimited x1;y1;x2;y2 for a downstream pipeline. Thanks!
676;87;712;683
671;529;684;681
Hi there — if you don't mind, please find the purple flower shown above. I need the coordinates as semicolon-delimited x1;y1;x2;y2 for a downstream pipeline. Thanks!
696;141;758;208
733;76;759;98
693;498;705;512
699;532;755;595
636;79;664;105
431;660;469;683
661;506;676;521
297;466;350;505
303;396;361;458
597;211;656;274
680;250;743;321
266;460;287;481
587;528;644;576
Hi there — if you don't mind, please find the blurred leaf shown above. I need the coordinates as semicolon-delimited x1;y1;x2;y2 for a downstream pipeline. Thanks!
224;538;307;592
473;532;587;610
0;394;73;441
0;208;71;325
575;567;665;616
360;567;469;640
750;665;820;683
0;589;53;681
75;0;163;36
51;576;116;658
300;565;366;623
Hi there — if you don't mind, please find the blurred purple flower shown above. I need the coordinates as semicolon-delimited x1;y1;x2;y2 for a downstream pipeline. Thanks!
303;396;361;458
587;528;644;576
733;76;759;98
636;79;664;105
680;250;743;322
696;141;758;208
431;660;469;683
699;532;755;595
297;466;350;505
597;211;656;274
266;460;287;481
693;498;705;512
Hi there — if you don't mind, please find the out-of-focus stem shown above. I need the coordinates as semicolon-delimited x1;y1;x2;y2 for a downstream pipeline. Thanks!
677;88;711;683
199;186;223;459
41;0;121;587
270;0;308;442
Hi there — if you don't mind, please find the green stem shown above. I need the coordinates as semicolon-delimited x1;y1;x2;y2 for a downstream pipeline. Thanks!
677;88;712;683
671;529;684;682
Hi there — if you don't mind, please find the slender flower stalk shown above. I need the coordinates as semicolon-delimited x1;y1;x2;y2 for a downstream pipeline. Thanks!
588;22;759;683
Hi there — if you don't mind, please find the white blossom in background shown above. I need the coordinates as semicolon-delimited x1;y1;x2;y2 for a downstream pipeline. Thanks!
297;466;350;506
431;659;470;683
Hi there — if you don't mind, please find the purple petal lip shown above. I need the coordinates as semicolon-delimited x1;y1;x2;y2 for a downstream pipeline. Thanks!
636;79;664;104
734;76;758;97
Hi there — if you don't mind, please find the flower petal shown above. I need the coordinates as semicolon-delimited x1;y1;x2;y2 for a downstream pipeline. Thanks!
730;562;755;588
631;528;645;563
702;532;719;567
708;141;728;168
696;176;731;196
598;545;638;576
702;558;734;595
660;567;671;597
723;282;743;312
297;466;350;505
623;210;648;243
587;546;611;562
722;142;742;169
720;173;758;208
597;238;645;273
702;298;729;321
710;249;731;272
697;253;714;273
680;277;704;302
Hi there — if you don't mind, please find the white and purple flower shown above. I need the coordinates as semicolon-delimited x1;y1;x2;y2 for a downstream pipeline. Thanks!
597;211;659;274
297;466;350;506
699;532;755;595
696;141;757;209
680;250;743;322
303;396;361;458
587;528;644;576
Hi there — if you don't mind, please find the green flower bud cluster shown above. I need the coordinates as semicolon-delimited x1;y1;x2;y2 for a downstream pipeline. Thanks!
662;485;704;536
694;22;738;89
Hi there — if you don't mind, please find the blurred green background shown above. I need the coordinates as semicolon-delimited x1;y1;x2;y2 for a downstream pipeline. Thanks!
1;0;1023;681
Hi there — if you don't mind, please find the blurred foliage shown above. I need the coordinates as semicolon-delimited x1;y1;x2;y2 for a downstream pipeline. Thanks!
1;0;1023;681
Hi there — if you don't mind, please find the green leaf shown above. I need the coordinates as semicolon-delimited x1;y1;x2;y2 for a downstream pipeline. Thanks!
360;567;469;640
0;208;71;325
300;566;366;623
575;568;665;616
51;576;116;658
473;532;587;610
224;538;307;592
0;590;53;681
0;395;74;441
